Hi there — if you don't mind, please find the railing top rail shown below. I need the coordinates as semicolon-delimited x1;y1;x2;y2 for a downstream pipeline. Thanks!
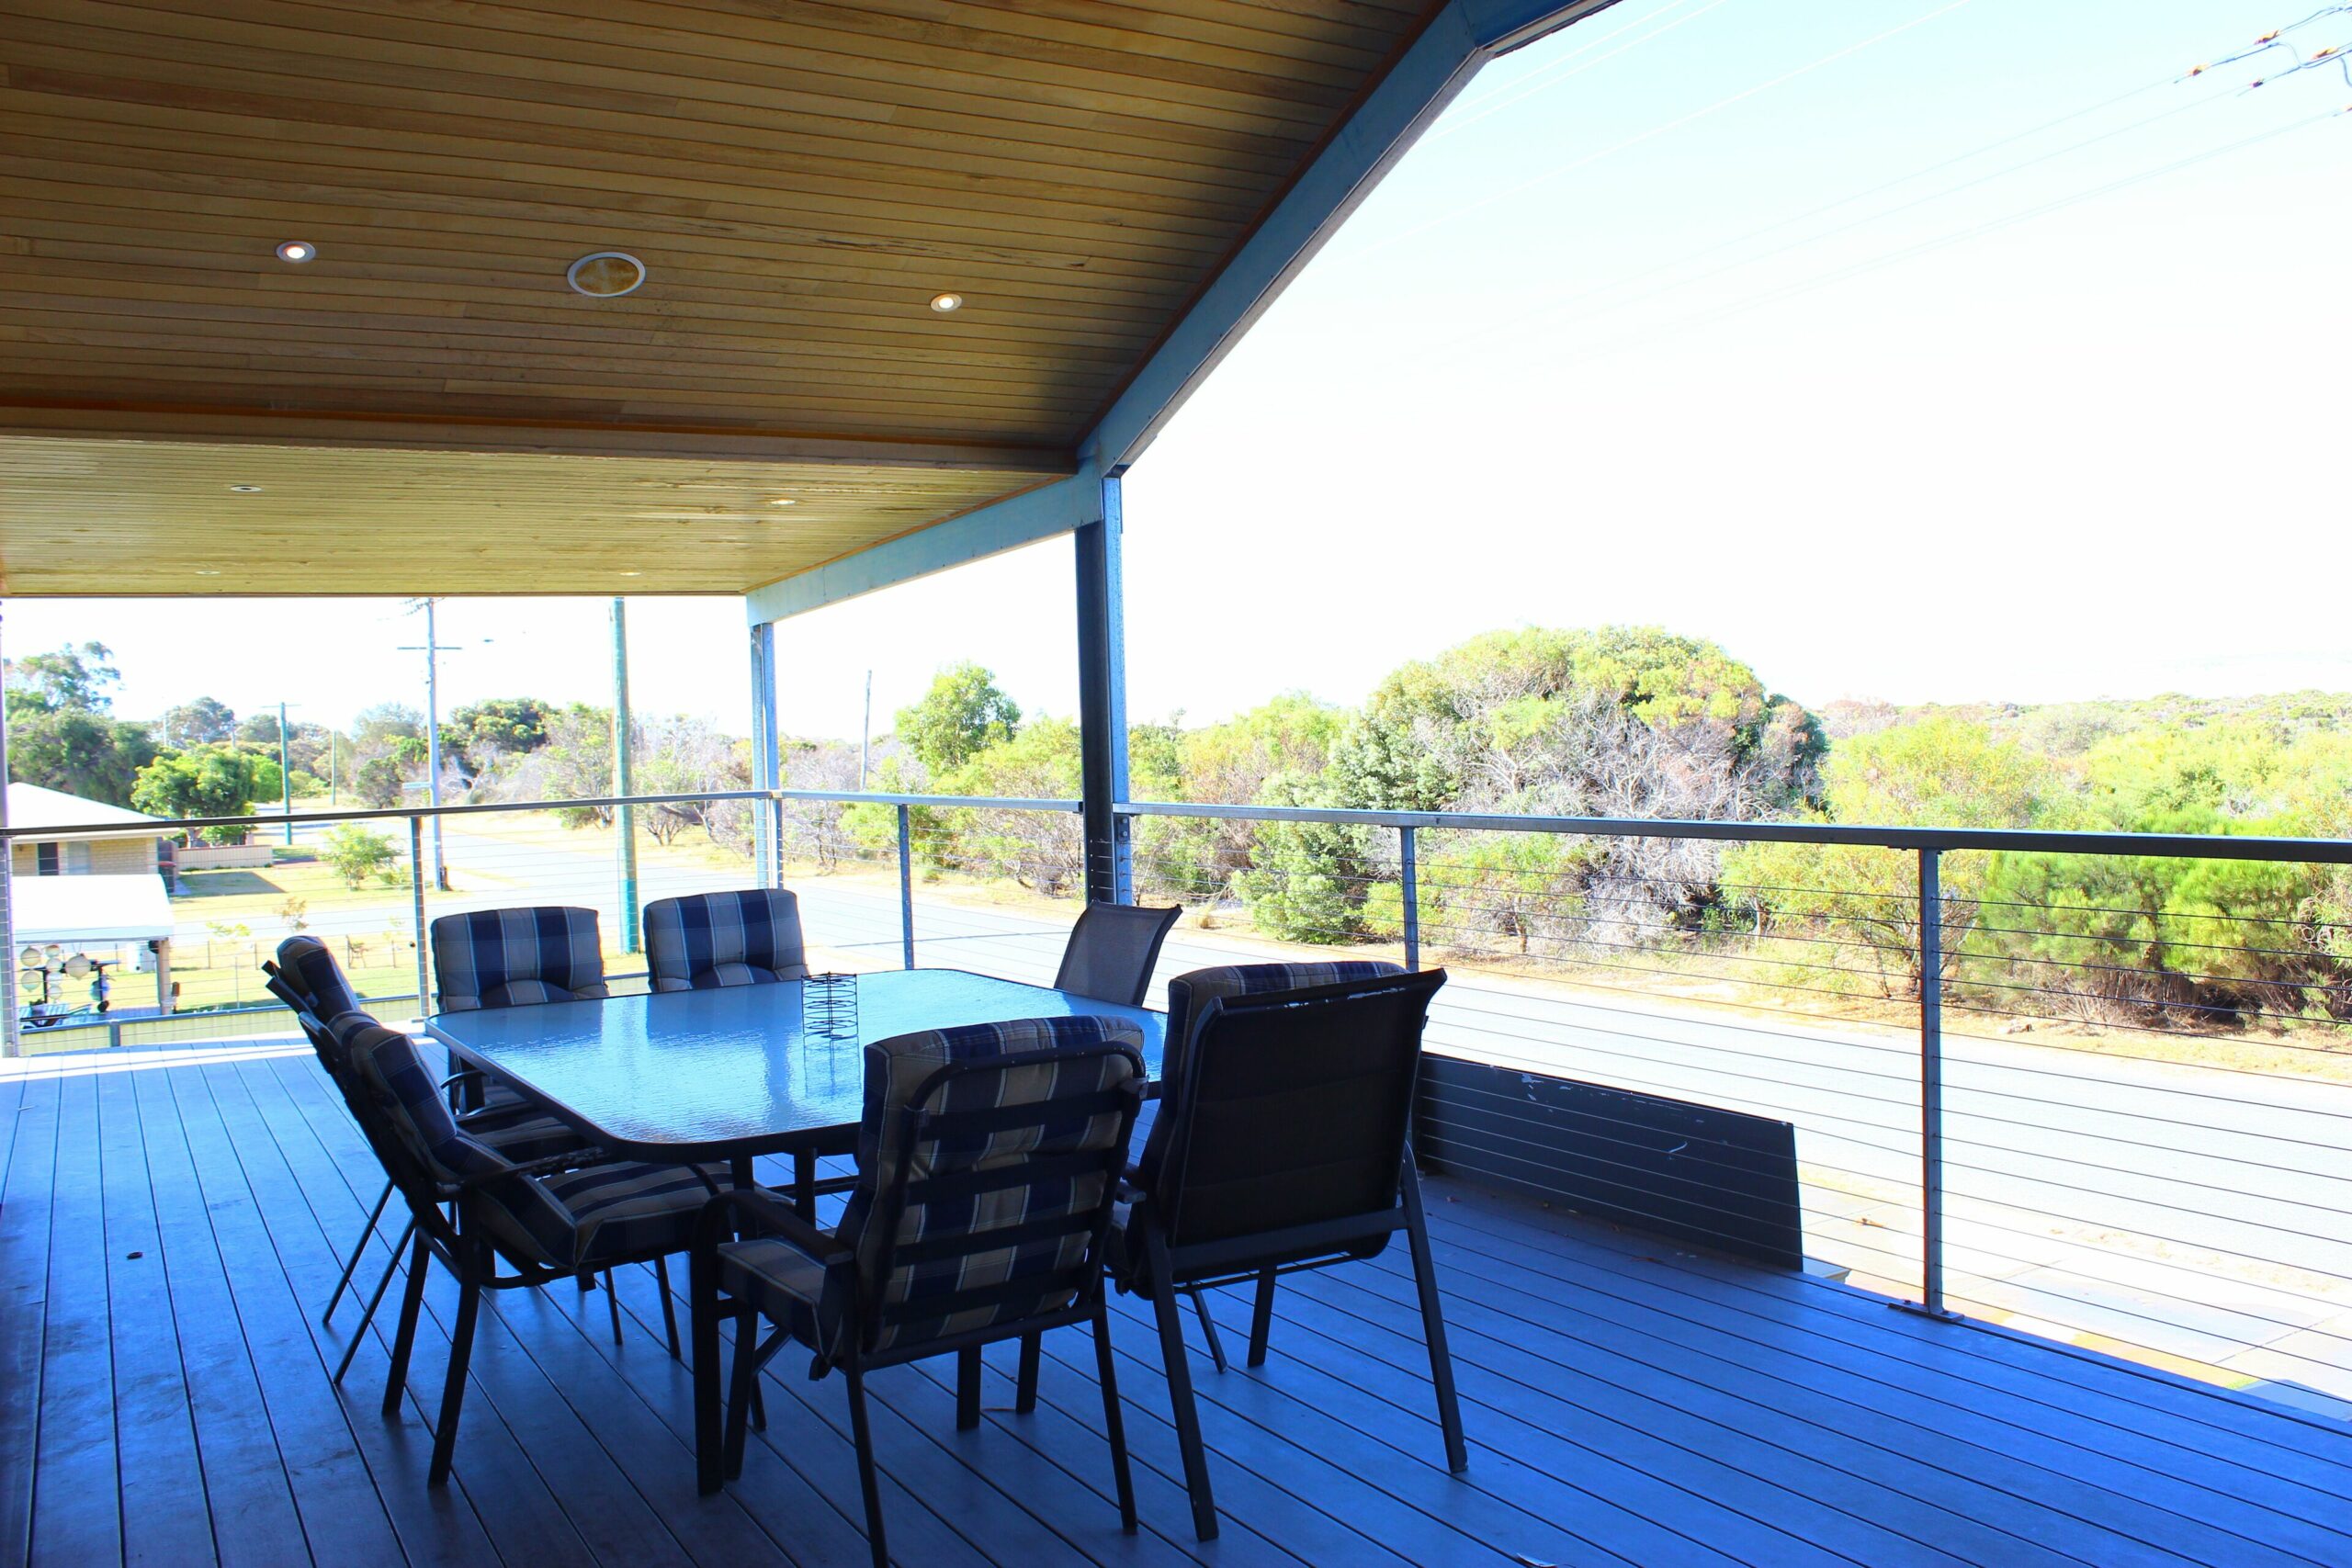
1109;800;2352;865
9;787;779;840
10;787;2349;866
777;789;1080;812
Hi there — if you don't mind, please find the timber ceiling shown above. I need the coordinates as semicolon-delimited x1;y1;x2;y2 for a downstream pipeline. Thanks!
0;0;1436;594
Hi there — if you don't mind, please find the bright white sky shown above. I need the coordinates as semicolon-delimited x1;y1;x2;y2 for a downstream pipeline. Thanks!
16;0;2349;742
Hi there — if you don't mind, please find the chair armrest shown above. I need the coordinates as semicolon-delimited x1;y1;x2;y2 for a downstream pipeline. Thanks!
450;1145;609;1191
691;1185;854;1269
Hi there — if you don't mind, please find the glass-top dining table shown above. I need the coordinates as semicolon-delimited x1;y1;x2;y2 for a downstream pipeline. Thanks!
424;967;1167;1207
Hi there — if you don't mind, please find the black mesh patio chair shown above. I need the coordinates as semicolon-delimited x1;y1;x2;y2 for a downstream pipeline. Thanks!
1091;963;1461;1541
1052;900;1182;1007
644;888;809;990
342;1017;723;1486
689;1015;1148;1568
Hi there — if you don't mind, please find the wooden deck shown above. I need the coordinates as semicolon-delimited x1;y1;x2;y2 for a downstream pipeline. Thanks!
5;1044;2350;1568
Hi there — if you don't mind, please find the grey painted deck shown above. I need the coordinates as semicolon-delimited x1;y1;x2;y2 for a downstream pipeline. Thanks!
4;1044;2348;1567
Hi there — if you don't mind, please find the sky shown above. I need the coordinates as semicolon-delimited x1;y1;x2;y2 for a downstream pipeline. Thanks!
13;0;2349;742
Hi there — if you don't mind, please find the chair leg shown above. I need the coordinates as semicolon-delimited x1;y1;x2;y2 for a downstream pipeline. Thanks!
324;1179;394;1324
429;1254;483;1487
381;1231;430;1419
1248;1267;1277;1369
1147;1232;1217;1540
1401;1157;1468;1473
692;1247;725;1495
956;1344;982;1431
1092;1302;1138;1535
844;1360;889;1568
334;1215;415;1387
1191;1287;1228;1373
654;1255;684;1360
723;1304;761;1481
605;1269;623;1344
1015;1331;1041;1414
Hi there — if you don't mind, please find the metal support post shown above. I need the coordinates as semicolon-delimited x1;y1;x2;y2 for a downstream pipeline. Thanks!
0;601;17;1059
896;805;916;969
748;620;780;886
1075;474;1132;905
409;816;431;1020
1400;826;1420;972
612;598;639;953
1902;845;1957;1320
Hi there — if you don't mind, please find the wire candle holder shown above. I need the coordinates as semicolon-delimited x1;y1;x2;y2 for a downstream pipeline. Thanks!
804;972;860;1042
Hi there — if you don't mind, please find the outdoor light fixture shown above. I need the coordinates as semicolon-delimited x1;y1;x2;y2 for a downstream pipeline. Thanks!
275;240;315;263
569;252;647;297
929;292;964;312
769;497;797;507
193;569;221;576
617;569;643;577
228;484;263;492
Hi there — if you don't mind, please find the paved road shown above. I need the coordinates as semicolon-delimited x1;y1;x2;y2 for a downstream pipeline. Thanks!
188;816;2352;1418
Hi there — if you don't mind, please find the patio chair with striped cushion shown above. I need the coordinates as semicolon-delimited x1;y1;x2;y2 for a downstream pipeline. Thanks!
345;1019;722;1487
689;1015;1148;1566
429;905;609;1012
643;888;809;991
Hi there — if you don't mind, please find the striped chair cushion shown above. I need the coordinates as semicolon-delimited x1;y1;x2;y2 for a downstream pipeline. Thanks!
853;1015;1144;1354
474;1157;723;1271
459;1102;584;1164
276;935;361;1022
724;1014;1143;1363
1135;961;1406;1182
643;889;809;992
431;907;609;1012
347;1024;511;1187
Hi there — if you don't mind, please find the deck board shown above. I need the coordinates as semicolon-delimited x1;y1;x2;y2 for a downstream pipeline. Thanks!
6;1045;2350;1568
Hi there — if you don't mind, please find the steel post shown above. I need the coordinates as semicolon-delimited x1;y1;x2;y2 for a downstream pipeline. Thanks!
897;804;916;969
1400;826;1420;972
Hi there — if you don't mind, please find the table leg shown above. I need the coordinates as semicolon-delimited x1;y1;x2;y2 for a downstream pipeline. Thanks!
794;1147;817;1219
729;1154;754;1191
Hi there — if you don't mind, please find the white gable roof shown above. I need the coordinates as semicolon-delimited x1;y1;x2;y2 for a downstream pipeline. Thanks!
6;782;167;838
13;874;174;945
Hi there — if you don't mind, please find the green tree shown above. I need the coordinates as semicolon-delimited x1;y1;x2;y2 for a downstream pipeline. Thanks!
320;823;399;889
3;642;157;807
162;696;237;747
353;702;424;748
447;697;555;771
896;663;1020;775
355;756;405;809
131;745;273;843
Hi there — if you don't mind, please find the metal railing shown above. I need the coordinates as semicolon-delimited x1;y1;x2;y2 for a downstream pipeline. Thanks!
10;786;2351;1422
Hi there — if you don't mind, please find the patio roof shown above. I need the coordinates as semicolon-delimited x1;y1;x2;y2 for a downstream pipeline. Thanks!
0;0;1606;600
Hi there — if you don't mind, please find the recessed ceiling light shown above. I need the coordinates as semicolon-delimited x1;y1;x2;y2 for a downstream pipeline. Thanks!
228;484;264;493
569;252;647;298
768;497;797;507
929;292;964;312
275;241;315;264
617;570;643;577
193;569;222;576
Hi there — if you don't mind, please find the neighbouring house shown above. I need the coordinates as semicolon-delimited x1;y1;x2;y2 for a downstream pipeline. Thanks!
6;781;171;878
5;784;179;1019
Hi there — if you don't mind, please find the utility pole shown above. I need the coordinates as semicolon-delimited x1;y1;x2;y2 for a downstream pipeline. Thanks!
398;600;490;893
860;669;873;789
611;598;639;953
277;701;293;844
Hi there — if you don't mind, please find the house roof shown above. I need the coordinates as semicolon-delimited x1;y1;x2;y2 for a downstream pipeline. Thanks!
6;783;169;838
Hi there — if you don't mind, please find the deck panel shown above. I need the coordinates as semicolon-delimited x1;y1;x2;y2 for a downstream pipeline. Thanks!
5;1046;2348;1568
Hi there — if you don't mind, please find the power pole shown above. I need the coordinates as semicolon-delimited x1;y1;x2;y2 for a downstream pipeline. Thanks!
398;600;490;893
611;598;639;953
860;669;873;789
